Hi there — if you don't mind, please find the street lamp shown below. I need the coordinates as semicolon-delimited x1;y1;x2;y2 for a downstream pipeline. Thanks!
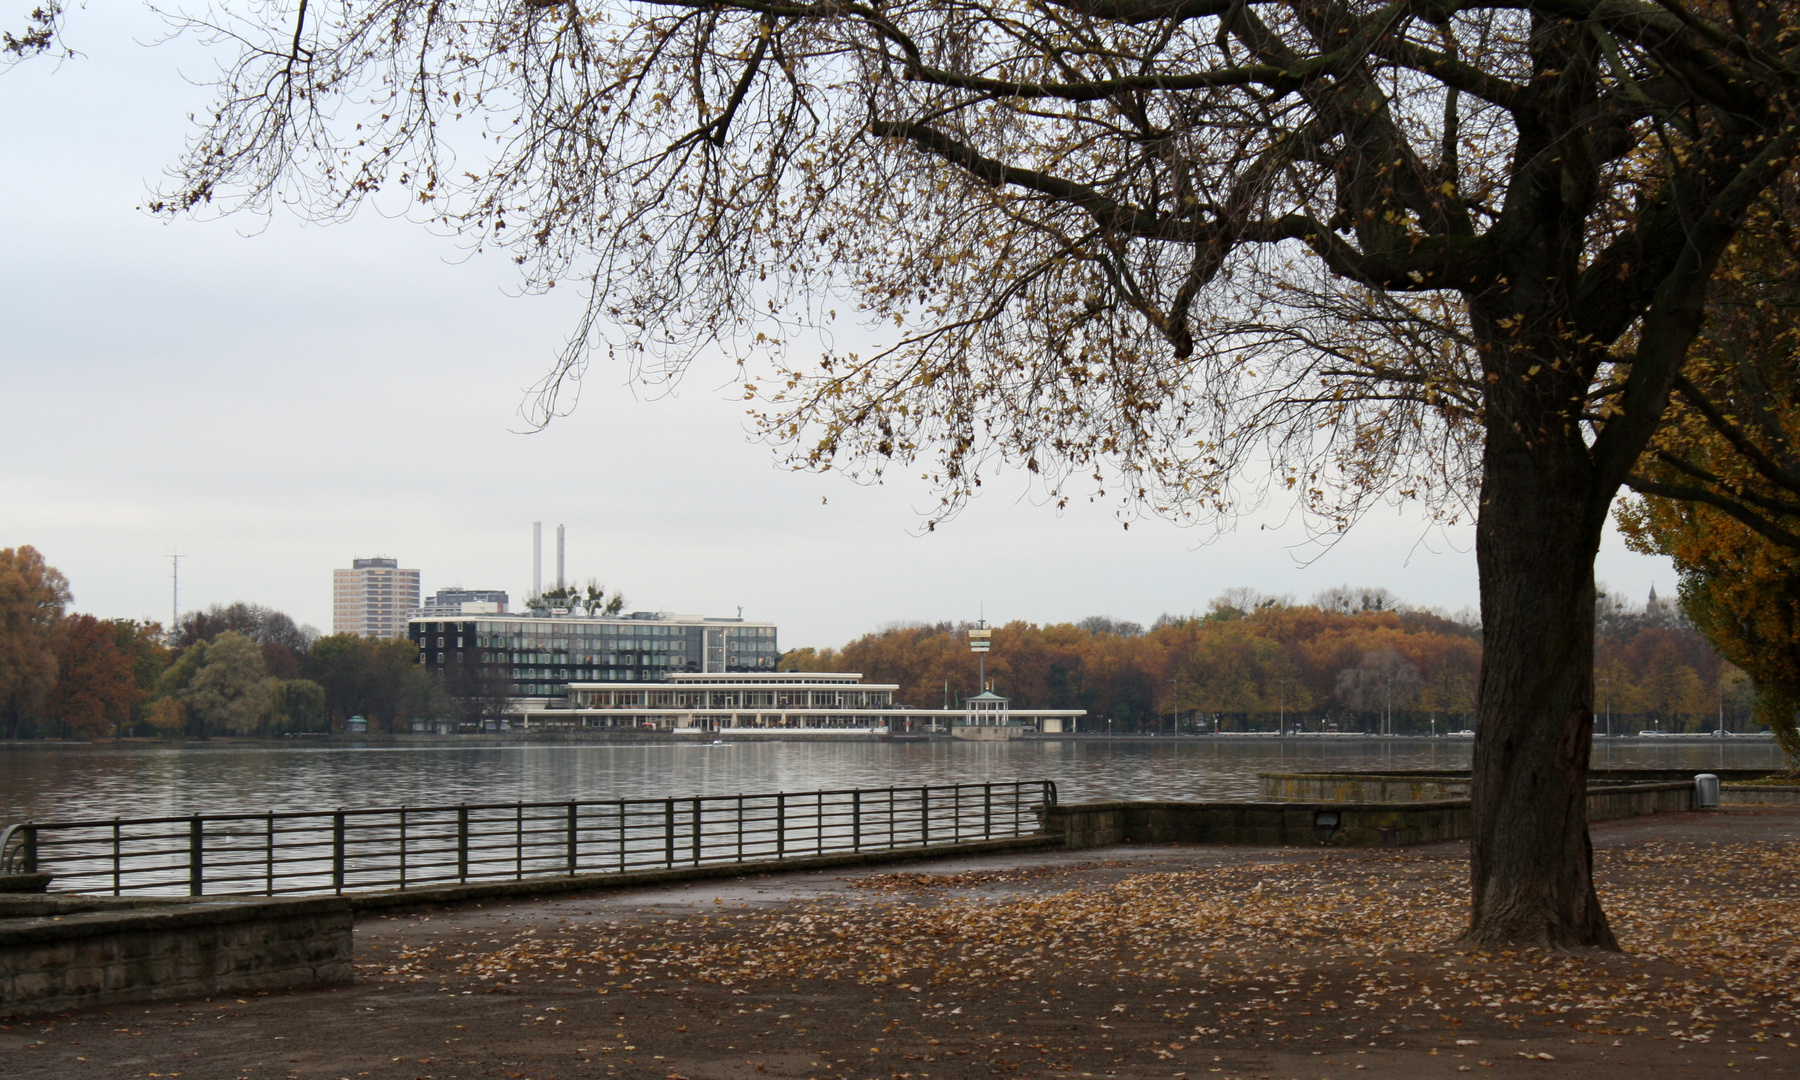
1276;668;1285;736
1598;671;1613;738
1718;672;1727;736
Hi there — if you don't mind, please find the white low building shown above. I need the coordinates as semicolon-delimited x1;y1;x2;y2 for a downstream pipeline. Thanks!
509;672;1084;734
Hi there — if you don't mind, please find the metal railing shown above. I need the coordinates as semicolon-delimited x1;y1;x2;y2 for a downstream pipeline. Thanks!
2;781;1056;898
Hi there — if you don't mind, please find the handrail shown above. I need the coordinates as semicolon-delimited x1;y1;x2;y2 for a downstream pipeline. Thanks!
4;780;1055;898
20;782;1043;829
0;822;30;874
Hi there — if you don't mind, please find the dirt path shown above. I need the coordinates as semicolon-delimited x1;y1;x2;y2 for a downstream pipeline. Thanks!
5;809;1799;1080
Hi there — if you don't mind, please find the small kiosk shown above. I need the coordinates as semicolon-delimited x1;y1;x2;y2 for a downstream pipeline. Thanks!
955;689;1022;741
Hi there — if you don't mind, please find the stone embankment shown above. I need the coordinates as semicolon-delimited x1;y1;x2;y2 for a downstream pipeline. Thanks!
0;894;351;1017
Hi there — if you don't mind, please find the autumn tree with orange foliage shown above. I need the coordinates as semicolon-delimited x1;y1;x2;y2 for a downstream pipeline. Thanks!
788;593;1725;735
43;615;146;738
788;600;1486;731
1619;180;1800;764
1;545;71;739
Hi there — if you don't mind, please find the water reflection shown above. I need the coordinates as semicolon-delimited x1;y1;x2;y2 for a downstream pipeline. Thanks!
2;737;1784;823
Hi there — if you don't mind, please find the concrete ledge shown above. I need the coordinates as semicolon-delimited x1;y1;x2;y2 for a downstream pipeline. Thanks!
1045;784;1695;850
1588;768;1778;784
1261;770;1776;803
1259;773;1470;802
1588;781;1696;819
1;896;352;1017
0;874;52;894
1721;784;1800;806
1041;800;1471;848
344;834;1062;912
0;894;230;920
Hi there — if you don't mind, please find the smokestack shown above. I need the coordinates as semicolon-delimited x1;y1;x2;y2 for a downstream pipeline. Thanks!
556;524;566;590
533;521;542;598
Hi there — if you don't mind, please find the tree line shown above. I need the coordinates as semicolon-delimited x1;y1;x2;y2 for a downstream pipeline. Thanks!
2;543;1751;739
0;545;502;739
782;587;1746;735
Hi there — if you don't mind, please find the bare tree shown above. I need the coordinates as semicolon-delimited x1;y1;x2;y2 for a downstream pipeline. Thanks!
440;652;514;730
135;0;1800;947
1077;616;1146;637
1336;648;1425;734
176;602;315;654
1312;585;1402;615
1210;587;1291;617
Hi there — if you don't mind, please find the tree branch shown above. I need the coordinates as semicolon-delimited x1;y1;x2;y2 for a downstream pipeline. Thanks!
1623;475;1800;552
1587;124;1800;513
1673;372;1800;495
1652;450;1800;515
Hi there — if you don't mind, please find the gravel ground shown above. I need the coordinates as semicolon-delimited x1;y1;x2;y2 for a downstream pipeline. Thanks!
5;808;1799;1080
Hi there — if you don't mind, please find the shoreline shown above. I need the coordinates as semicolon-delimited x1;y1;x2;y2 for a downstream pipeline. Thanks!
1;731;1777;748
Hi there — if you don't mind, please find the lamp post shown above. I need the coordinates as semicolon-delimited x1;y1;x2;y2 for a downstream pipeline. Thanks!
1598;671;1612;739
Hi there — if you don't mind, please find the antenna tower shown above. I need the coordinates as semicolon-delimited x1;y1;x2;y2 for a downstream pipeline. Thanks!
168;552;185;640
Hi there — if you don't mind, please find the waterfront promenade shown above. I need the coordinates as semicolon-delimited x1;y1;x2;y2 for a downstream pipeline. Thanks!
6;807;1797;1079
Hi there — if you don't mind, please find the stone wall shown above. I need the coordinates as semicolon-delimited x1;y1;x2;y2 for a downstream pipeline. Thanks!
1721;785;1800;806
1260;769;1776;803
0;895;352;1017
1040;799;1474;848
1043;783;1693;851
1258;772;1472;802
1590;768;1777;784
1586;782;1695;819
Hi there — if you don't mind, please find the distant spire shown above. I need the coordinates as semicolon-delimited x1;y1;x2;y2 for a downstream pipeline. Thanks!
1647;584;1662;612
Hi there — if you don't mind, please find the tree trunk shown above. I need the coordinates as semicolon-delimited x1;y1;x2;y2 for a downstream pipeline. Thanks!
1466;431;1618;949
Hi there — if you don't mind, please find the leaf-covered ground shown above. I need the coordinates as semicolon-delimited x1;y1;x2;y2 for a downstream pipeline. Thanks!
451;843;1800;1036
6;810;1799;1079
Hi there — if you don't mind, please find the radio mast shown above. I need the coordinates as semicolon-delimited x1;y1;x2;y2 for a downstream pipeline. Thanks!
167;552;184;642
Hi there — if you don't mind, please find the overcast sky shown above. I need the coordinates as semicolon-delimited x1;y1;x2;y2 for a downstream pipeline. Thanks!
0;10;1675;647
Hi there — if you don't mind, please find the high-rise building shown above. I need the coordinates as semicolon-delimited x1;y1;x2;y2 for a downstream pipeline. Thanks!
332;557;421;639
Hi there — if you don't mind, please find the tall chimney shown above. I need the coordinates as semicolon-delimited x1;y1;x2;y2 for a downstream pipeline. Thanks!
533;521;542;598
556;524;566;590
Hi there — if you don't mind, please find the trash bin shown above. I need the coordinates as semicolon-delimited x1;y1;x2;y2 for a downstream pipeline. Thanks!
1695;773;1721;809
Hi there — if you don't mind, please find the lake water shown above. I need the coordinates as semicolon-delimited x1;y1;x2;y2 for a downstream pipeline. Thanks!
2;737;1785;824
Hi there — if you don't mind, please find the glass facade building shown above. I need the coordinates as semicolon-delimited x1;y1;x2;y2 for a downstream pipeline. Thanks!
408;611;777;704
